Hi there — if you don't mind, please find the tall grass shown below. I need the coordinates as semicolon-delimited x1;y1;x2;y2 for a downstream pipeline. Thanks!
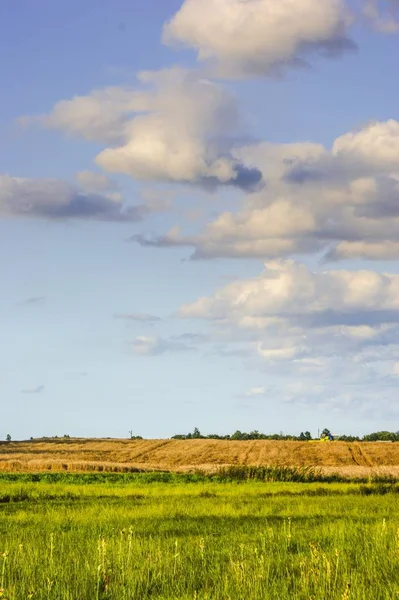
0;466;398;486
0;478;399;598
216;464;333;482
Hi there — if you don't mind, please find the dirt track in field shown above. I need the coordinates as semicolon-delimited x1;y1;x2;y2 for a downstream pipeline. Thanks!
2;438;399;477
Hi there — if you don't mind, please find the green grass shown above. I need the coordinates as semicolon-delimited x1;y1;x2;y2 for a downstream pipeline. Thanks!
1;466;398;485
0;476;399;599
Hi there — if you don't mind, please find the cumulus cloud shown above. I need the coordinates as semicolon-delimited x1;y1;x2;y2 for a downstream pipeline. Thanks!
179;260;399;323
130;336;195;356
331;120;399;174
134;119;399;261
0;175;145;222
176;260;399;412
23;69;262;191
96;70;262;189
163;0;355;78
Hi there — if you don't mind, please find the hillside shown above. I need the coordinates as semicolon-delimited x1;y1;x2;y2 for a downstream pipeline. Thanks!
2;438;399;477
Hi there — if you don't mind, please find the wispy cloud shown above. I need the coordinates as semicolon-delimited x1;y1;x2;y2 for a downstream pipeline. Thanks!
24;296;46;306
21;385;45;395
114;313;161;323
244;386;267;397
130;336;196;356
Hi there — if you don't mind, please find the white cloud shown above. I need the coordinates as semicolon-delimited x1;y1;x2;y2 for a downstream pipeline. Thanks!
20;87;146;144
257;344;308;362
332;120;399;173
0;174;144;222
136;119;399;261
163;0;354;78
95;69;261;188
179;260;399;321
178;260;399;372
22;69;262;190
176;260;399;413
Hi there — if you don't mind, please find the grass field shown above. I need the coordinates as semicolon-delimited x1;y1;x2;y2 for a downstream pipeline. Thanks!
0;473;399;599
3;439;399;479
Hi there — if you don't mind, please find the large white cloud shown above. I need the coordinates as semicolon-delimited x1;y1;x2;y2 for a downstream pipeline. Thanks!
163;0;354;78
135;120;399;261
22;69;261;190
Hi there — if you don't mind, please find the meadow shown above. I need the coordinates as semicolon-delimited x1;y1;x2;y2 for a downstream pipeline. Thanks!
1;473;399;599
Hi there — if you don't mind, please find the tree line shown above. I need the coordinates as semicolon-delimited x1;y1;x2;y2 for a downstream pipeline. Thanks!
170;428;399;442
5;429;399;443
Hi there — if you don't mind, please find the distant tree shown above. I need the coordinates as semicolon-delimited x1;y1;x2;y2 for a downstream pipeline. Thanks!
6;434;11;442
304;431;312;440
363;431;397;442
321;428;332;439
192;427;201;439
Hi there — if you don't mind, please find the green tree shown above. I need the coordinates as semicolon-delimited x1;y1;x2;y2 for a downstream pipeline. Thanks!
6;434;11;442
321;428;332;439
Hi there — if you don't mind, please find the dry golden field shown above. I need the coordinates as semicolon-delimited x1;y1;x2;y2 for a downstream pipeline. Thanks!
2;438;399;478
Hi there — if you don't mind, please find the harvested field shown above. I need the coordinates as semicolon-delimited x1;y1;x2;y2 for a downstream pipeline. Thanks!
2;438;399;478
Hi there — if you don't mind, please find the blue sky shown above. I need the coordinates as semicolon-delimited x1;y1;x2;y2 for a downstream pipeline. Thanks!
2;0;399;440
